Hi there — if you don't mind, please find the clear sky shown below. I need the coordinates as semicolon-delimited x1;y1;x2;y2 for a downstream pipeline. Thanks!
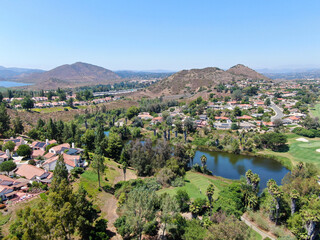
1;0;320;71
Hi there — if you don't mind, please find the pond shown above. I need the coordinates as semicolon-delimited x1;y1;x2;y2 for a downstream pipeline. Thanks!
0;81;32;88
192;150;290;190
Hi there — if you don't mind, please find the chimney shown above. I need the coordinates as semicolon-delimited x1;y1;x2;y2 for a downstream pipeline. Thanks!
72;142;75;149
74;158;78;167
46;139;49;145
5;149;10;157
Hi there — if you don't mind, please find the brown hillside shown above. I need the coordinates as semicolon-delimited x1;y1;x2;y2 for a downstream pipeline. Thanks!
16;62;121;89
226;64;270;81
148;64;269;96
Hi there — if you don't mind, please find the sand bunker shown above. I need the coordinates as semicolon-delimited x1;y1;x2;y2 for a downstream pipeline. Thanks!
296;138;309;142
316;149;320;153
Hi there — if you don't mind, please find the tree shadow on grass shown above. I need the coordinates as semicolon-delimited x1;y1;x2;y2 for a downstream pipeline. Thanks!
273;144;290;153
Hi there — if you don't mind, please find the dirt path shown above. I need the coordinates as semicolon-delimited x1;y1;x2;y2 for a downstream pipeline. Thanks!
241;215;276;240
113;167;137;185
104;164;137;240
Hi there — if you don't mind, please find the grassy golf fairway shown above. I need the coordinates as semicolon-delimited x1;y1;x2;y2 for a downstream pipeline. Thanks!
157;171;233;200
260;134;320;168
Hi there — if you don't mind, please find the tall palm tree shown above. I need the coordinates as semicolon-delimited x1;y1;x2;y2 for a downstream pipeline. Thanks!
206;184;215;208
200;155;207;168
187;148;196;166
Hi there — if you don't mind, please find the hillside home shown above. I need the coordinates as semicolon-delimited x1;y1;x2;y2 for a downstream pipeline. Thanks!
138;112;153;120
4;137;27;149
0;151;10;163
15;164;53;182
214;122;232;129
151;117;163;125
42;153;82;172
236;115;253;120
49;143;70;155
239;122;256;129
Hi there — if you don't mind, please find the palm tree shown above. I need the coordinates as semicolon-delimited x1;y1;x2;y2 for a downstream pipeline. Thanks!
245;169;253;185
187;148;196;166
200;155;207;168
206;184;215;211
251;173;260;193
267;179;282;224
290;189;299;216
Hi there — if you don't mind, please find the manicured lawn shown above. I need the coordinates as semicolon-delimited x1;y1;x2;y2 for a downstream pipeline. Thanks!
259;133;320;168
157;171;232;200
310;103;320;118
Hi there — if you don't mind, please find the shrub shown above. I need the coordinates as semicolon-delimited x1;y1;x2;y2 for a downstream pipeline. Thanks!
143;220;159;236
171;177;185;187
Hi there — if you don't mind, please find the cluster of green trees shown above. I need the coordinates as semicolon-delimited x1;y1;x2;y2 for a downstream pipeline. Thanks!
257;163;320;239
138;97;178;114
0;103;24;137
120;139;189;179
113;177;258;240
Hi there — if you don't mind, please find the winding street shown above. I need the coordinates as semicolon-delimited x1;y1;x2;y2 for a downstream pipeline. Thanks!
270;102;284;122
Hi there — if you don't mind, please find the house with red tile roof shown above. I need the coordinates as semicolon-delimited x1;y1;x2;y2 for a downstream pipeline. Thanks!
236;115;253;120
215;116;230;121
49;143;70;155
151;117;163;125
42;153;82;172
15;164;53;182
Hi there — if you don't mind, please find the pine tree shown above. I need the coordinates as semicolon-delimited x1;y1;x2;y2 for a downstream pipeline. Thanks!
51;154;68;192
0;103;10;136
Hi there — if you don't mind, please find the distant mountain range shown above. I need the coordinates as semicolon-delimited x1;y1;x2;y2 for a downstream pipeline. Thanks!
0;66;44;79
257;68;320;80
14;62;122;89
148;64;271;96
0;62;176;89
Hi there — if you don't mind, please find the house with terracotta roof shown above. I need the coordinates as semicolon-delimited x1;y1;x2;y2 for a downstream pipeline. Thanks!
31;150;45;159
42;153;82;172
236;115;253;120
49;143;70;155
138;112;153;120
254;101;265;107
215;116;230;121
151;117;163;125
0;151;10;163
15;164;53;182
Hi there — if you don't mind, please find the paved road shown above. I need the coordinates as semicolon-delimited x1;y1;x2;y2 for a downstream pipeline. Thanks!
241;215;276;240
270;102;284;122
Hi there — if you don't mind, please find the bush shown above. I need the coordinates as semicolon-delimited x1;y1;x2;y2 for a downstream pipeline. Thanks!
143;220;159;236
171;177;185;187
292;127;315;138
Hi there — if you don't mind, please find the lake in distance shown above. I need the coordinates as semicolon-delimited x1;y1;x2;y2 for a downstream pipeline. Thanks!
0;81;32;88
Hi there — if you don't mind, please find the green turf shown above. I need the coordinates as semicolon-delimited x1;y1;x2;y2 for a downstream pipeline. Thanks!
310;103;320;118
157;171;232;200
260;134;320;168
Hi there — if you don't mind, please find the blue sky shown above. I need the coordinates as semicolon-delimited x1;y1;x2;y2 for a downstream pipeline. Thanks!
1;0;320;71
